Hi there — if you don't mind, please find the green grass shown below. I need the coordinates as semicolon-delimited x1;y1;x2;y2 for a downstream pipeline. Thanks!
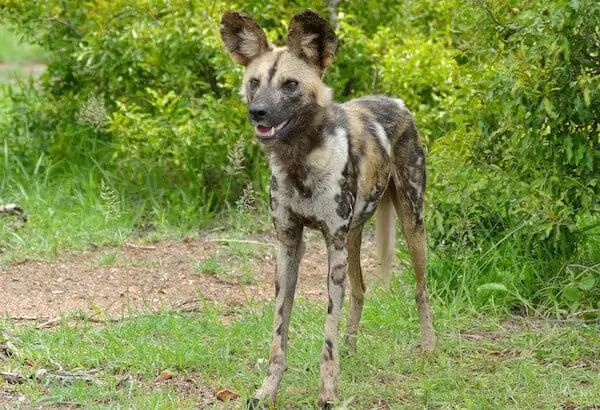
0;153;218;266
0;166;135;265
1;284;599;409
192;240;272;285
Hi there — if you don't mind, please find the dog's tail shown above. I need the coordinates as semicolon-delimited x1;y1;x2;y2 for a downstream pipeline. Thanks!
376;187;395;285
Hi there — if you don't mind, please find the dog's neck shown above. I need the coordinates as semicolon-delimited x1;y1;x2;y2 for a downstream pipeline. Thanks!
266;102;335;170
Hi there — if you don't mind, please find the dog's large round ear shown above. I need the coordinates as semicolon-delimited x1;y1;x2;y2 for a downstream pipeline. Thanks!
220;11;271;66
287;10;337;74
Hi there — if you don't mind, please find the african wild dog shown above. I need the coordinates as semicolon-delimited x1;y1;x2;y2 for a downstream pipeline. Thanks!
0;203;27;229
220;10;436;408
0;204;23;217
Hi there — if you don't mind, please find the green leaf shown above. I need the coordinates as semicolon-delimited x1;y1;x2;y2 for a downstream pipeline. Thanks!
562;286;580;303
564;137;573;162
570;0;580;11
542;98;558;119
578;275;596;291
583;87;591;107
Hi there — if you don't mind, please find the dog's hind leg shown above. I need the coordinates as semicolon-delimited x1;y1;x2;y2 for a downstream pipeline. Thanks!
389;179;435;352
390;129;436;352
344;225;365;352
252;221;304;405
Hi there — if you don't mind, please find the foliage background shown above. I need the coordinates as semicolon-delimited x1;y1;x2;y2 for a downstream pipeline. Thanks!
0;0;598;312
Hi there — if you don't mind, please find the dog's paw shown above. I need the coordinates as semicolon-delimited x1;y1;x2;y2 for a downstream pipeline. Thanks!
421;333;436;353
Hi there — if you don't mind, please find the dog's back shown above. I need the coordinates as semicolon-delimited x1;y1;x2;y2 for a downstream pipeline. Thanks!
341;96;425;223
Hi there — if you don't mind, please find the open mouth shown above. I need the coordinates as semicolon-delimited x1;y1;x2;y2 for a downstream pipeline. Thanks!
254;118;291;140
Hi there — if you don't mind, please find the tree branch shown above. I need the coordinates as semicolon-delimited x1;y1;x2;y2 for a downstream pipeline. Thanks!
476;0;522;36
44;16;83;38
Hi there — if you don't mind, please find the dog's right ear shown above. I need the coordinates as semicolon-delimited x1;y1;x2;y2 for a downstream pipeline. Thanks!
220;11;271;66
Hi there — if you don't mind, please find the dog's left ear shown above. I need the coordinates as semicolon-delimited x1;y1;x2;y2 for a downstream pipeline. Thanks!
287;10;337;74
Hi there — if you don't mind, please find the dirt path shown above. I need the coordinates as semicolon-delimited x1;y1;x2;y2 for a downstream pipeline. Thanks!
1;231;384;322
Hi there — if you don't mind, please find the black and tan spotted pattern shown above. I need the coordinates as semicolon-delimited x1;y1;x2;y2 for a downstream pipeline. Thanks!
0;203;27;230
221;10;436;409
0;203;22;216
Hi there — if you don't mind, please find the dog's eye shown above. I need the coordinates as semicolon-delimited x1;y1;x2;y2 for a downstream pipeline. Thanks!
283;79;298;90
249;78;260;89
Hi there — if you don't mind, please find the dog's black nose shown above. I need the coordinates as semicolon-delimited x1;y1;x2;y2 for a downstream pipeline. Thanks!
249;103;268;122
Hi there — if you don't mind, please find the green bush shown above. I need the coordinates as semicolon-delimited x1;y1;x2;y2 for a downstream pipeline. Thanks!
427;0;599;255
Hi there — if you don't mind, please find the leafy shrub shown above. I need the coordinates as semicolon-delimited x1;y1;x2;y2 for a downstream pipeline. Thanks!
427;0;599;256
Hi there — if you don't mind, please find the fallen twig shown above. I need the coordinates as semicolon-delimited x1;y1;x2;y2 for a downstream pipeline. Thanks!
7;303;228;331
570;309;600;317
125;243;157;250
87;315;130;323
35;315;130;329
0;203;23;216
11;312;131;329
0;203;28;228
178;303;204;313
35;368;100;384
1;341;21;361
115;373;134;388
4;315;49;322
174;298;206;313
0;371;26;384
36;318;62;329
566;264;600;274
208;238;276;248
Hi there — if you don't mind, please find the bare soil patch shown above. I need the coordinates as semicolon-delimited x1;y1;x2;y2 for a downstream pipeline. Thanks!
1;231;383;322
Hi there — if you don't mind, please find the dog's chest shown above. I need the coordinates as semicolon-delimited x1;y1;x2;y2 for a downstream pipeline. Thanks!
269;128;352;226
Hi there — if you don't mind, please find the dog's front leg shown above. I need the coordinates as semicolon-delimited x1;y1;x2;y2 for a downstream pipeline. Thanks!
252;221;304;406
318;224;348;408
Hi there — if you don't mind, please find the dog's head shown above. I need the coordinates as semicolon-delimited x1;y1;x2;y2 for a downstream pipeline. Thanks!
220;10;337;142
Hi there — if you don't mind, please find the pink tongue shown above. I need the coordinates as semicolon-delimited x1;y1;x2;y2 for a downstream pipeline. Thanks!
256;125;274;137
